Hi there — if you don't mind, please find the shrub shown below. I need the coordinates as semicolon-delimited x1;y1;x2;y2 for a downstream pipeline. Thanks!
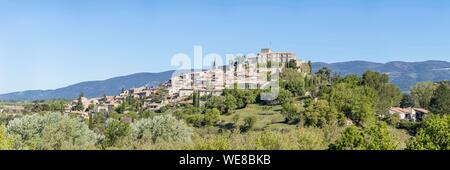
387;113;401;126
204;108;221;126
102;118;130;148
186;114;205;128
329;123;398;150
7;113;99;150
407;115;450;150
131;114;193;144
191;135;231;150
240;116;257;132
254;131;283;150
0;125;14;150
398;120;420;135
293;128;327;150
281;102;302;123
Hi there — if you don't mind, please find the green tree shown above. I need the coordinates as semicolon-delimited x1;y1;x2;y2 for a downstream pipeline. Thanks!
276;88;293;105
174;105;202;120
131;114;192;144
223;89;257;109
223;94;237;114
429;81;450;115
400;94;415;108
7;114;48;149
115;101;129;114
316;67;331;83
329;124;398;150
280;68;305;96
7;113;98;150
204;108;221;126
407;115;450;150
89;112;108;133
281;101;302;123
186;114;204;127
139;110;158;119
376;84;402;114
204;95;237;114
328;83;377;127
410;81;436;109
40;115;99;149
205;96;224;110
335;74;362;87
307;61;312;74
361;71;389;91
253;131;283;150
192;90;200;108
287;59;298;69
48;100;67;112
303;99;342;128
362;71;402;115
103;118;130;148
241;116;257;132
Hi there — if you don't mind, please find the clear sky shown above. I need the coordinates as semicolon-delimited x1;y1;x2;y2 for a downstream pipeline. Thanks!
1;0;450;94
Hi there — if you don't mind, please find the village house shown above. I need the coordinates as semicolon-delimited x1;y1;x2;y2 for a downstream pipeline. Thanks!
388;107;429;122
71;97;100;111
169;48;303;100
93;104;114;113
0;105;25;114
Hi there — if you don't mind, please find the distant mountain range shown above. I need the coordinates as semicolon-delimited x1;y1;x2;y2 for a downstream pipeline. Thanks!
0;71;174;101
1;60;449;101
312;60;450;91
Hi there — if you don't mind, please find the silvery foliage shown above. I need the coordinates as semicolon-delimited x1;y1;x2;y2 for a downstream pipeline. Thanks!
7;113;100;149
131;114;193;144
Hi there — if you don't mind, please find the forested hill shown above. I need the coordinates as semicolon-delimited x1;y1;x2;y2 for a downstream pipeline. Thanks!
312;60;450;91
0;71;174;101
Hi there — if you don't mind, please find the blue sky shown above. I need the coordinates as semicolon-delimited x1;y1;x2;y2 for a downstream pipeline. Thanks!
1;0;450;93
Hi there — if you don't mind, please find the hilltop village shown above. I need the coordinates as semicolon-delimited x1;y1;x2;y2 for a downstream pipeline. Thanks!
61;48;431;123
65;48;308;117
1;48;447;151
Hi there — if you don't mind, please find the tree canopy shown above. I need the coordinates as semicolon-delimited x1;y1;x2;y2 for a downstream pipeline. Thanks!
407;115;450;150
7;113;99;150
429;81;450;115
329;123;398;150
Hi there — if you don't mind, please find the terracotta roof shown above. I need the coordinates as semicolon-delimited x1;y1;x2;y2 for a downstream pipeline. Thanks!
390;107;412;114
413;108;430;114
389;107;429;114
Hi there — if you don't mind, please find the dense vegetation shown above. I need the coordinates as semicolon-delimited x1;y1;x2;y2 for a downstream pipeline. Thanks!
0;65;449;150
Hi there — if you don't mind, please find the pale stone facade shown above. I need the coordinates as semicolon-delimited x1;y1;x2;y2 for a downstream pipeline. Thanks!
69;48;303;115
169;48;300;99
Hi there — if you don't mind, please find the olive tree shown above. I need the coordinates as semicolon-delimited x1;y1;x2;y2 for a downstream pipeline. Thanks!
7;113;99;150
131;114;193;144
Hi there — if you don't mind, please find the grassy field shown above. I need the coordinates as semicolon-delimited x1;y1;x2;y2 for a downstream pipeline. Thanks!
220;104;297;131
